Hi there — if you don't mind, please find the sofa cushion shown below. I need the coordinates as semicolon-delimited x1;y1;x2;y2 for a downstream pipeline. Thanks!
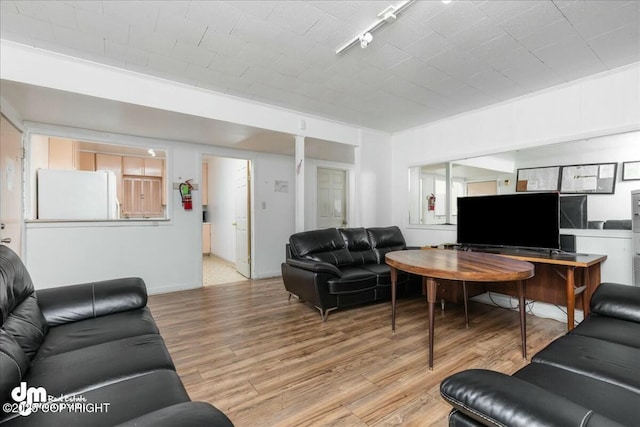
590;282;640;324
36;278;148;326
367;226;407;263
25;334;175;398
0;329;30;405
0;370;191;427
33;308;159;361
115;402;234;427
327;267;377;294
2;294;48;360
289;228;353;266
0;245;48;360
514;362;638;427
569;314;640;349
338;228;377;265
532;334;640;393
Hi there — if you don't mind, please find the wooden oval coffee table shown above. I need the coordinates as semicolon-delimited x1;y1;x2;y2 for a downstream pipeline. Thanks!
386;249;535;369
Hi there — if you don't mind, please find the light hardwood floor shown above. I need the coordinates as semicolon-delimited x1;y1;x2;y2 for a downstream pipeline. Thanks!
148;277;566;427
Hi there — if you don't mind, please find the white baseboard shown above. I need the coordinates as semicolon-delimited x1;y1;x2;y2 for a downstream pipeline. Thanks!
147;282;202;295
471;292;583;326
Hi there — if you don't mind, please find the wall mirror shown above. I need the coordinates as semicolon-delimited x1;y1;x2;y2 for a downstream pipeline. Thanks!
408;131;639;228
29;134;168;221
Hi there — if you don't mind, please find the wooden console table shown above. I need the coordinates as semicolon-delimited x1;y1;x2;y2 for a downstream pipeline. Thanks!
386;250;534;369
492;251;607;331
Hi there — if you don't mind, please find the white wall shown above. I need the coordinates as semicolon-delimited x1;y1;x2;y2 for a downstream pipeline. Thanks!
358;128;394;227
252;154;296;278
22;124;297;292
515;131;640;223
392;64;640;258
205;153;294;278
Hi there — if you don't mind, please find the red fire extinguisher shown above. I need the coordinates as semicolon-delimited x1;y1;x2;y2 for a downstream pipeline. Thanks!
428;193;436;211
179;180;194;210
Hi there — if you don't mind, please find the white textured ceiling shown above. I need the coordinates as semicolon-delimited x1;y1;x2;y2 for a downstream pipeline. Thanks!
1;0;639;134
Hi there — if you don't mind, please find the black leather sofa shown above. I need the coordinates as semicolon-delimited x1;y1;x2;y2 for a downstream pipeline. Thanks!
440;282;640;427
281;226;420;320
0;245;232;427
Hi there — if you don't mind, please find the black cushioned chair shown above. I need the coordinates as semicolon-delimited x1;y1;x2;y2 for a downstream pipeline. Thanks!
281;226;420;320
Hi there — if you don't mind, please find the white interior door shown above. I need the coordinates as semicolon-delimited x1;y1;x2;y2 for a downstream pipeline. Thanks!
317;167;347;229
0;115;23;255
235;161;251;278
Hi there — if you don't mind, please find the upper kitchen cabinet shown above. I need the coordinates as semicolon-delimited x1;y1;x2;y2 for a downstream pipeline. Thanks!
123;156;164;177
48;137;74;170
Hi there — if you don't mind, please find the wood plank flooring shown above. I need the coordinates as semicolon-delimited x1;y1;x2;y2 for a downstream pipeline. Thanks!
148;277;566;426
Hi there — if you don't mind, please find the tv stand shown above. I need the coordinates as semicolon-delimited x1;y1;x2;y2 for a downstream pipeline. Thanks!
440;244;607;331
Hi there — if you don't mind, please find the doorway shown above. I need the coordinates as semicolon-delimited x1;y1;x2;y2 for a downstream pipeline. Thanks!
0;114;23;256
202;155;252;286
317;167;347;228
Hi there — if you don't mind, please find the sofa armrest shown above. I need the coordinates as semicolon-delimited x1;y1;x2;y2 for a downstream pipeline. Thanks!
286;258;342;277
115;402;234;427
36;277;148;326
440;369;624;427
590;282;640;324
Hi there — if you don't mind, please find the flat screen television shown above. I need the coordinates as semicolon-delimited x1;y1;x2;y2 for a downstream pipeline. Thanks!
560;195;588;229
457;192;560;251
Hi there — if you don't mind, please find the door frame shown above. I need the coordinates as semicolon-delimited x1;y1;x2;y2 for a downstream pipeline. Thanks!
0;110;26;257
308;160;354;230
199;153;254;283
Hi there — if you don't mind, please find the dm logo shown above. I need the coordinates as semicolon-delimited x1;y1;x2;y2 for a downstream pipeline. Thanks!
11;382;47;416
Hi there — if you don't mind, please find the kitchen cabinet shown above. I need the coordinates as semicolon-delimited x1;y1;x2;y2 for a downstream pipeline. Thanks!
48;138;74;170
77;152;95;171
123;157;163;177
202;223;211;255
202;162;209;206
122;176;163;218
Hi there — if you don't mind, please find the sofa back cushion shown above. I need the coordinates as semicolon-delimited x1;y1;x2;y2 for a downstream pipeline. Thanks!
0;329;30;404
1;245;48;361
338;228;377;265
289;228;353;266
367;226;407;263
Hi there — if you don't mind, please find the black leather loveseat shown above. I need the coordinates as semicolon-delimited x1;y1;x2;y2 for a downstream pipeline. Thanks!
0;245;232;427
440;282;640;427
281;226;420;320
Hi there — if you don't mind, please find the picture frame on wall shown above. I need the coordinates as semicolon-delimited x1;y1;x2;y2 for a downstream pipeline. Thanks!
622;161;640;181
560;162;617;194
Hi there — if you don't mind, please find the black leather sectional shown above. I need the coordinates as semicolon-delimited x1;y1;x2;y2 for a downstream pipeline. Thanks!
440;282;640;427
281;226;420;320
0;245;232;426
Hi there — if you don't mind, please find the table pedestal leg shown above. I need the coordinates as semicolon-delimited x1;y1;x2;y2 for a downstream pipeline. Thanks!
426;277;437;370
518;280;527;360
391;266;397;333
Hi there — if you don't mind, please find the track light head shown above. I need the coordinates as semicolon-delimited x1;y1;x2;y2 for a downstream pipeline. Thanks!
359;32;373;48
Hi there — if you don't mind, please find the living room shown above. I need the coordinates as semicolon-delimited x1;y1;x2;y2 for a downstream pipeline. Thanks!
1;1;640;426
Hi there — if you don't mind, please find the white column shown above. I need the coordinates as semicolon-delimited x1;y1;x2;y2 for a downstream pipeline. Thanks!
295;135;305;232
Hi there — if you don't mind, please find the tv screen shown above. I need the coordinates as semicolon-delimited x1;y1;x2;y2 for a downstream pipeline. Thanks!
560;195;588;229
457;192;560;250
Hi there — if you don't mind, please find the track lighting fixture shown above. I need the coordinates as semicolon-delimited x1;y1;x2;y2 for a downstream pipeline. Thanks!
335;0;415;54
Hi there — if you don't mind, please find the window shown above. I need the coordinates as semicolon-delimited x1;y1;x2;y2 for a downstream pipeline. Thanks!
29;134;167;221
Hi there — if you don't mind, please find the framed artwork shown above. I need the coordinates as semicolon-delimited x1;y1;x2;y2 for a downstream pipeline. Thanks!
622;161;640;181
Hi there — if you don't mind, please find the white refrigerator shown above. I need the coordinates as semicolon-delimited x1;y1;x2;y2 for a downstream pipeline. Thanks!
37;169;120;220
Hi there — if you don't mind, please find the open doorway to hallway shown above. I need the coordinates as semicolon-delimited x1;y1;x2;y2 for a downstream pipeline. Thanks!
202;155;252;286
